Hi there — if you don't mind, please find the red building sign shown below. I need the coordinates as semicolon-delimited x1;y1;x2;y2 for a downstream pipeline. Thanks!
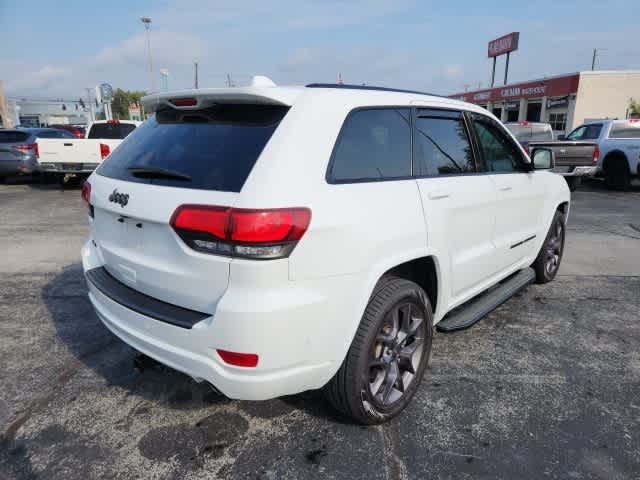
488;32;520;58
450;74;580;104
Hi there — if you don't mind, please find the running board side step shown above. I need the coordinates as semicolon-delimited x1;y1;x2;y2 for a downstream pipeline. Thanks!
436;268;536;332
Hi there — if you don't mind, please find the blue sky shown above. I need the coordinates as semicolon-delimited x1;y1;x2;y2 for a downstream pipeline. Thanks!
1;0;639;98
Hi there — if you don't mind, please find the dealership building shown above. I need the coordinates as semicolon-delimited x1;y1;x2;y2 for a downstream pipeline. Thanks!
450;70;640;135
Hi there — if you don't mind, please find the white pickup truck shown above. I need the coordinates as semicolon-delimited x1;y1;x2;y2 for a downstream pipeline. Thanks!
37;120;139;178
560;119;640;190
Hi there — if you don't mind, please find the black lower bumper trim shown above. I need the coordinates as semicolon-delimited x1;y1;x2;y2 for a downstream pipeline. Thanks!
85;266;209;329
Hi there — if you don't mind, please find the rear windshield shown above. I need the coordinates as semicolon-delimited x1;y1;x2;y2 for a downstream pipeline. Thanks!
567;124;602;141
506;124;553;142
97;104;289;192
88;122;137;139
609;122;640;138
0;131;30;143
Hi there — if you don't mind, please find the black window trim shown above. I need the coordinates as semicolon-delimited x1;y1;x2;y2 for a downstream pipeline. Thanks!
325;105;415;185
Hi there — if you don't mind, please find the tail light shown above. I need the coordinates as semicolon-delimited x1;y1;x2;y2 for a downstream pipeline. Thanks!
170;98;198;107
217;349;258;367
100;143;110;160
15;143;39;159
81;181;94;218
170;205;311;260
106;119;120;124
592;144;600;164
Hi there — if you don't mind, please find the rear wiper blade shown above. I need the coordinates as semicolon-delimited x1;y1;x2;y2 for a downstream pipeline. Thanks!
127;166;192;181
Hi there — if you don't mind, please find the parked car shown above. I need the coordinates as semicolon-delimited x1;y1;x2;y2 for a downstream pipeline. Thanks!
37;120;139;179
81;82;569;424
559;119;640;190
0;128;74;180
49;124;86;139
504;121;554;151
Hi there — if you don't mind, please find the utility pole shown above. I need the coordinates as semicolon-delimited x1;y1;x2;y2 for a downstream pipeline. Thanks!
194;62;199;89
592;48;598;70
226;73;232;87
0;81;14;128
141;17;155;93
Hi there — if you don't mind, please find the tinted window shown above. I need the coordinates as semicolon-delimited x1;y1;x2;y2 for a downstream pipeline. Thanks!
413;109;474;176
88;123;137;139
472;116;523;172
329;108;411;181
566;124;602;140
0;131;29;143
36;130;74;138
98;104;288;192
609;122;640;138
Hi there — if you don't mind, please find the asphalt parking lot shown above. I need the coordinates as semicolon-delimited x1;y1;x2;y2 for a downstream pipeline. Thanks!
1;180;639;480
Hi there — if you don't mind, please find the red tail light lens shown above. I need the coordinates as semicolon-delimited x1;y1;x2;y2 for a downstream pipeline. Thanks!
15;143;39;158
170;205;311;259
170;98;198;107
100;143;111;159
81;181;94;218
217;349;258;367
592;145;600;164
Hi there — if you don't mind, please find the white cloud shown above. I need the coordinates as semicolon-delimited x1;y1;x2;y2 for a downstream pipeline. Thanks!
6;65;71;92
443;64;464;80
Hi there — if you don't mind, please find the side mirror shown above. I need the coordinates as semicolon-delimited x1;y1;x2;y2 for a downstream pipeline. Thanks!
530;147;555;170
557;134;566;140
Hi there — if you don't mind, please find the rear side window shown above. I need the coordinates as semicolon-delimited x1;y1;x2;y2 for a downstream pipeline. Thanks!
567;124;602;141
97;104;289;192
88;123;137;139
609;122;640;138
0;131;29;143
329;108;411;182
413;109;475;176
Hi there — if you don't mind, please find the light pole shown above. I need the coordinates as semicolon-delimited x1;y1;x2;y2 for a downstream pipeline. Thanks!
141;16;155;93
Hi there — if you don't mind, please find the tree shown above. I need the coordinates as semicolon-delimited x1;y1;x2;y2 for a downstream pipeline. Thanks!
629;98;640;118
111;88;147;120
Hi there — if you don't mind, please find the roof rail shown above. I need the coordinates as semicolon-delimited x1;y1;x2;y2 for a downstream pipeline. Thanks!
305;83;444;98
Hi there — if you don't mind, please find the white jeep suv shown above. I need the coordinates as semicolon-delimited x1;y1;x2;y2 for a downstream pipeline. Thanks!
81;83;570;424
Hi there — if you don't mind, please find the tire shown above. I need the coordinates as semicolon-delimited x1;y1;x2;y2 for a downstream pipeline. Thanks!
324;277;433;424
604;156;631;191
532;210;566;284
565;177;581;192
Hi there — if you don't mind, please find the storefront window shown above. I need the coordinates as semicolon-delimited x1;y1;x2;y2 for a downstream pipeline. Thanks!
548;112;567;132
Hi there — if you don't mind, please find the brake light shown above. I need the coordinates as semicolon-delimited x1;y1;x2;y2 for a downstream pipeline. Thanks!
106;119;120;124
217;349;259;368
592;144;600;164
15;143;39;158
169;98;198;107
100;143;110;159
81;181;94;218
170;205;311;259
519;121;531;126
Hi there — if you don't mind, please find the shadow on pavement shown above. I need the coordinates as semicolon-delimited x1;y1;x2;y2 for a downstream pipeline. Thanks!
40;263;332;421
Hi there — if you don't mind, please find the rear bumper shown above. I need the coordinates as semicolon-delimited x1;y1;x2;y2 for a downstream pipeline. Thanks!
554;166;598;177
81;239;349;400
0;157;39;175
39;162;99;173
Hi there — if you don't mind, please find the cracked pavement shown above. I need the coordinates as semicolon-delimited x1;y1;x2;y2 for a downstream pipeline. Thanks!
1;180;639;479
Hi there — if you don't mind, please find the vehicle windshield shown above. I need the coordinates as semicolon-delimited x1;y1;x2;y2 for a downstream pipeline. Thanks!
566;124;602;141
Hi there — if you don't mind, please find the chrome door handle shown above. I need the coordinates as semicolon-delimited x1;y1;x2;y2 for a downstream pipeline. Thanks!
428;191;450;200
498;185;512;191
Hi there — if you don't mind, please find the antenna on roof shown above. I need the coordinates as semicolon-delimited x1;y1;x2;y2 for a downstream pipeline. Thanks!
251;75;277;87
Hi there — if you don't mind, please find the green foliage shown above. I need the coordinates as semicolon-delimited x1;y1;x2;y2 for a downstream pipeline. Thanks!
111;88;147;120
629;98;640;117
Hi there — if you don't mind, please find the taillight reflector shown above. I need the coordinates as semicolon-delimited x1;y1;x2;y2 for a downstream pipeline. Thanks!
100;143;111;159
170;98;198;107
592;145;600;164
82;181;91;203
217;349;259;368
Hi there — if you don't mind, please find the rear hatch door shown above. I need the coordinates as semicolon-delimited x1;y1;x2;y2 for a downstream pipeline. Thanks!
89;102;289;313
